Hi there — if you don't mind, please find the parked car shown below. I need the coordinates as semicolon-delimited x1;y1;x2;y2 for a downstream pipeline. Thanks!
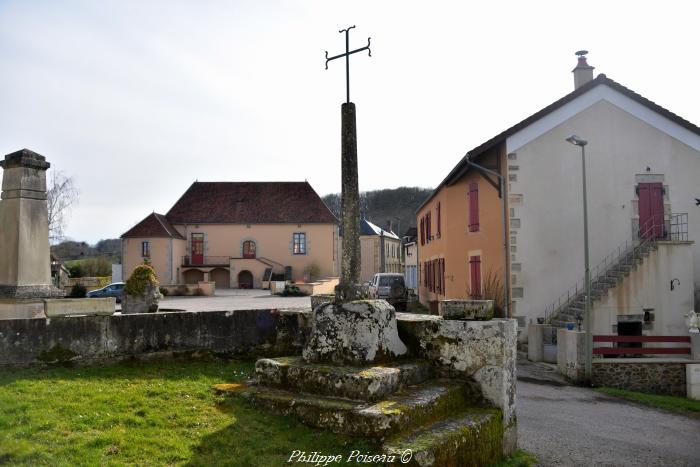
368;273;407;311
86;282;125;303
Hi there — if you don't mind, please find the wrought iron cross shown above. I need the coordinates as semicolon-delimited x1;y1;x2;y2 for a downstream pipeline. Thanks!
325;26;371;103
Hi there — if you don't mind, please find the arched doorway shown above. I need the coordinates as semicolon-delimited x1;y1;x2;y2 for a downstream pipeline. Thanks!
210;268;230;289
183;269;204;284
238;270;254;289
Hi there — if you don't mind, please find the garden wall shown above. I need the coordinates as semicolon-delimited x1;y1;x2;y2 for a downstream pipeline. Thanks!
592;360;688;396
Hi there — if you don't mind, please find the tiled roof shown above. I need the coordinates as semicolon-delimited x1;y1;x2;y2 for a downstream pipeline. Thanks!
418;74;700;211
165;182;338;224
121;213;185;239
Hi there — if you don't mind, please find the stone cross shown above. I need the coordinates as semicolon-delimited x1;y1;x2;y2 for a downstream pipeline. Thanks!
325;27;371;301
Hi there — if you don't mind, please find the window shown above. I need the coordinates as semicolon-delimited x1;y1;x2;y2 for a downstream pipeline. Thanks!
436;202;441;238
469;256;481;298
242;240;256;258
420;218;425;245
293;233;306;255
468;182;479;232
141;241;150;257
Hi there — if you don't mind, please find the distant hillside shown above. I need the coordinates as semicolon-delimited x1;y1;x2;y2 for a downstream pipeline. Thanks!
322;187;433;237
51;238;121;262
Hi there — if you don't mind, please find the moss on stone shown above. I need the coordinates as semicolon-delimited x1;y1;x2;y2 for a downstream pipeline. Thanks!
384;411;502;467
37;344;78;363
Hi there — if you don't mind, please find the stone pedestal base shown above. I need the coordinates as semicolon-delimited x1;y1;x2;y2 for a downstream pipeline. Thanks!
0;284;64;299
0;299;46;320
302;299;407;365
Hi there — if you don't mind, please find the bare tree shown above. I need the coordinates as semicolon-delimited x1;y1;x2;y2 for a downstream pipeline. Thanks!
46;170;79;243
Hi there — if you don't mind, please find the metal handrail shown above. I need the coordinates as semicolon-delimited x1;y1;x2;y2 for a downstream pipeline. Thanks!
544;213;672;323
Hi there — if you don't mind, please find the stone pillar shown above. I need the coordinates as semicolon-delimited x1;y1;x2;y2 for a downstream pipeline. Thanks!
336;102;361;301
0;149;63;299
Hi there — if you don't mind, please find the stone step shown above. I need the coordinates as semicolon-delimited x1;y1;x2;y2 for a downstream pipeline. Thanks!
255;356;433;402
238;379;474;438
383;410;502;467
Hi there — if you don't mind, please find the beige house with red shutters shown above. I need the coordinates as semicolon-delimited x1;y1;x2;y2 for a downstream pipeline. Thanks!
418;52;699;335
121;182;339;289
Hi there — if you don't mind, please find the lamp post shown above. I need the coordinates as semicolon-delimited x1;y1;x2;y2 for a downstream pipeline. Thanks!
566;134;592;382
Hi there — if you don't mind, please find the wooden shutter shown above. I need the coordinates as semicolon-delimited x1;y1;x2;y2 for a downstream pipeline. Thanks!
426;212;431;242
440;258;445;295
469;182;479;232
420;218;425;245
470;256;481;298
437;202;441;237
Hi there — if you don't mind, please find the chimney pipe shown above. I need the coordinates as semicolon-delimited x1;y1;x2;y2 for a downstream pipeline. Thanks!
572;50;594;89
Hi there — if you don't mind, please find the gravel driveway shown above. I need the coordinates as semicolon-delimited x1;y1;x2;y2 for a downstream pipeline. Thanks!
517;358;700;466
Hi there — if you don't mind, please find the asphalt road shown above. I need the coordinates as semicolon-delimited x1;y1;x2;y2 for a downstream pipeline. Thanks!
517;358;700;466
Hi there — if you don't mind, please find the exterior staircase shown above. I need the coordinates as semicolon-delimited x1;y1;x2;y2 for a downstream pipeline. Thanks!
545;213;688;327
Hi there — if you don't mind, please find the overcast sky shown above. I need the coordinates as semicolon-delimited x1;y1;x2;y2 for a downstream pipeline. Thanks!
1;1;699;244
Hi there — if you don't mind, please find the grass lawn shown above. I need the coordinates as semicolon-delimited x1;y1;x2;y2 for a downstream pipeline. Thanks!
0;358;379;466
596;387;700;417
1;357;532;466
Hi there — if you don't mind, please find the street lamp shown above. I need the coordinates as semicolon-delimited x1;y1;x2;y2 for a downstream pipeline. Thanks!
566;134;592;382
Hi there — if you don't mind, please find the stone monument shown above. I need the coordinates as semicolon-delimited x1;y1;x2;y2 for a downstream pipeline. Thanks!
0;149;64;319
218;29;517;464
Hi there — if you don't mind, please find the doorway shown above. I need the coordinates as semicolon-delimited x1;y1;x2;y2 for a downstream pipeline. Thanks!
238;270;254;289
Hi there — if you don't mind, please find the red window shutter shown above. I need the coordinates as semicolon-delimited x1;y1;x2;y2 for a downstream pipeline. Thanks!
437;202;441;237
420;218;425;245
434;259;440;293
469;182;479;232
441;258;445;295
423;261;428;287
470;256;481;298
426;212;431;242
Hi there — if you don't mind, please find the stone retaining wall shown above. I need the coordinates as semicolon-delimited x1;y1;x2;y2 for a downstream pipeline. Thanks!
592;360;688;396
0;309;309;365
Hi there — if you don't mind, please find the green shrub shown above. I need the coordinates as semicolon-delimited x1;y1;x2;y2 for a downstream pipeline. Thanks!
68;284;87;298
66;263;83;278
280;285;308;297
124;265;159;296
159;287;170;296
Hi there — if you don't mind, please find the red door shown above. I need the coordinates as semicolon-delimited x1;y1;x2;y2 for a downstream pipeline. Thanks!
638;183;664;239
191;233;204;265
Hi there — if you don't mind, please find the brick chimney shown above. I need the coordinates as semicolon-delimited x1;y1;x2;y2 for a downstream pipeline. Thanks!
572;50;594;89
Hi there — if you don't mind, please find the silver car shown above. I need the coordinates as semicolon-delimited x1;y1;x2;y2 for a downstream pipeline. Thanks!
368;273;407;311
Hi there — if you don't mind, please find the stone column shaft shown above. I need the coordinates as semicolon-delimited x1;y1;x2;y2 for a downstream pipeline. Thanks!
338;102;361;299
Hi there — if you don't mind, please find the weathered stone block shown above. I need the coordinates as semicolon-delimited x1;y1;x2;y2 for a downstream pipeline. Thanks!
302;300;407;365
383;411;502;467
0;299;46;320
255;356;433;402
122;283;161;314
396;316;517;455
44;298;115;317
439;299;493;320
240;379;472;438
310;294;334;310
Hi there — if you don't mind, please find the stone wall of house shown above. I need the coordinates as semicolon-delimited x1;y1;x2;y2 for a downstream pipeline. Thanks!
0;309;310;365
592;361;687;396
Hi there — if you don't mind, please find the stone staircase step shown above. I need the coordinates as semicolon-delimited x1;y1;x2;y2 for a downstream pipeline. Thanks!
383;410;502;467
238;379;474;438
255;356;433;402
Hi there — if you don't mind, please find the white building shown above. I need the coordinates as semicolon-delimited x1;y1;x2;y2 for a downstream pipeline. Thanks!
506;53;698;335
